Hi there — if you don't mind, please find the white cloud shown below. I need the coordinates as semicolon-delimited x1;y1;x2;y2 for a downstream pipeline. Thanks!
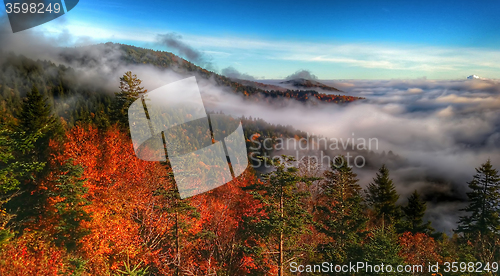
37;19;500;78
407;88;423;93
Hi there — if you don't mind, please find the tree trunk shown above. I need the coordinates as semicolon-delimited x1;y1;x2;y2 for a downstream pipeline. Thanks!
176;210;180;276
279;184;284;276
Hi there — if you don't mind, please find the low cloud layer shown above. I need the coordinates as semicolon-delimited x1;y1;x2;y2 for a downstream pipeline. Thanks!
204;78;500;234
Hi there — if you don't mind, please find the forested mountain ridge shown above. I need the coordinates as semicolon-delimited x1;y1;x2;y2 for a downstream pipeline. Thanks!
0;52;112;126
280;78;343;92
58;43;362;103
228;78;288;92
0;52;314;169
0;43;361;127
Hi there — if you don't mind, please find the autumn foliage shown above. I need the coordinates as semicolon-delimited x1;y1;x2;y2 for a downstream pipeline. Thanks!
0;123;266;275
0;233;68;276
399;232;442;269
1;70;499;275
1;122;496;275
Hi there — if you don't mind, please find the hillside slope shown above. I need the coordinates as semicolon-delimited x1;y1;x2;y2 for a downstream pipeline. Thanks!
57;43;359;104
280;78;342;92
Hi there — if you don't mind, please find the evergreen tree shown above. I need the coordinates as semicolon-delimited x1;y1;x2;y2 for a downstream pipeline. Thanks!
6;85;59;230
0;125;45;243
0;128;44;195
244;156;317;276
315;157;367;264
437;234;478;276
16;85;62;158
1;80;9;100
457;160;500;236
49;161;91;251
362;226;406;276
365;165;401;226
112;71;147;126
456;160;500;266
17;85;56;136
402;190;434;234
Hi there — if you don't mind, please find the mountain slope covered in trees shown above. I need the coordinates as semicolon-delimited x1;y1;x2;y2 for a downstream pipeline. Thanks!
59;43;361;103
280;78;343;92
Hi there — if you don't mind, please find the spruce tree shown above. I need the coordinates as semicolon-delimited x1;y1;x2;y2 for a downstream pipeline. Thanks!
457;160;500;236
112;71;147;126
244;156;317;276
1;79;9;100
456;160;500;269
17;85;56;135
402;190;434;234
0;124;45;242
362;226;405;276
365;164;401;226
6;85;58;229
49;161;91;251
16;85;62;157
315;157;367;264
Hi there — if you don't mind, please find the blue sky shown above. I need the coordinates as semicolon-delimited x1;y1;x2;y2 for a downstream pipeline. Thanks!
8;0;500;79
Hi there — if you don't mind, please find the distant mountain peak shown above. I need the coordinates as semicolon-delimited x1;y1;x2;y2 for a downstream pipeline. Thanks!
467;75;486;80
230;78;287;91
279;78;342;92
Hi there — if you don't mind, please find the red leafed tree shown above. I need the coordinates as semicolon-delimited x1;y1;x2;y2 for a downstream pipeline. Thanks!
186;170;264;275
399;232;442;273
0;233;68;276
60;124;172;275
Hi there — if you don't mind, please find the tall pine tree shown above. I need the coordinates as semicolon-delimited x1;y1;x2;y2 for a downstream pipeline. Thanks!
112;71;147;126
456;159;500;269
315;157;367;264
362;226;405;276
402;190;433;234
6;85;59;230
244;156;317;276
457;160;500;236
365;165;401;227
0;123;45;243
49;161;91;251
17;85;59;150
